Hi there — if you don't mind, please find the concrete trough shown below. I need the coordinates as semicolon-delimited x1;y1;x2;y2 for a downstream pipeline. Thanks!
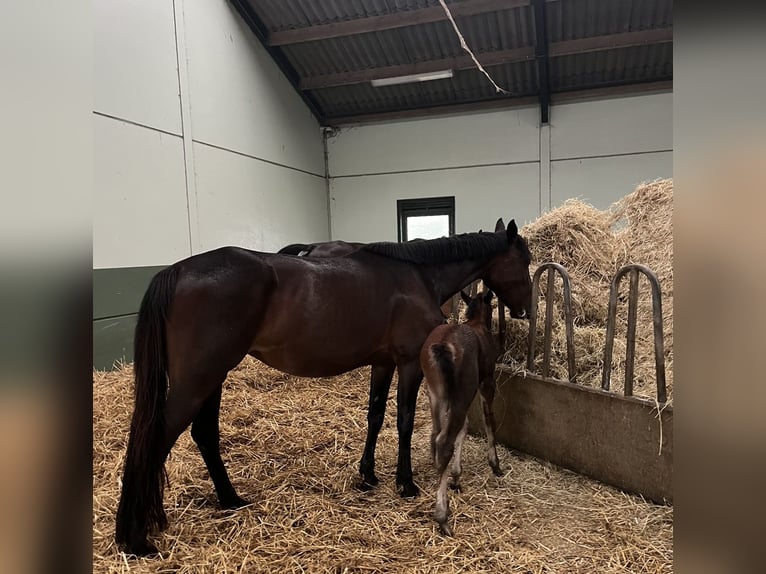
468;366;673;504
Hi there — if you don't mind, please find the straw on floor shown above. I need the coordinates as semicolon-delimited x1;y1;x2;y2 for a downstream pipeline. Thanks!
94;359;672;573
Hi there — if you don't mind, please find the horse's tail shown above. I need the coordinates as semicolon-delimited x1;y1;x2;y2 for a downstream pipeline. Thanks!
431;343;457;393
115;265;178;549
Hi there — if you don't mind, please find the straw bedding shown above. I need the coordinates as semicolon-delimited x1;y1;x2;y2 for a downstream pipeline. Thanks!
498;179;674;401
94;359;672;573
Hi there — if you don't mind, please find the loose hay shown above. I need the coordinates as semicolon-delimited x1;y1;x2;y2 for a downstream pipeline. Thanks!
94;359;672;573
500;179;674;400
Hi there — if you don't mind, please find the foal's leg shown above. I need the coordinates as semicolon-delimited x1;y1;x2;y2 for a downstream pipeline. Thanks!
191;386;247;509
427;389;443;465
433;415;465;536
449;418;469;491
479;379;503;476
395;360;424;498
358;362;395;490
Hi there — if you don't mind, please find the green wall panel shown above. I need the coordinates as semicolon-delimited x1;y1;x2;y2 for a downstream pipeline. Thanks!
93;265;166;319
93;314;138;370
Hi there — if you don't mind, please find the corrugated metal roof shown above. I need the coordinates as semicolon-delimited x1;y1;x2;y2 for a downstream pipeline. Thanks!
546;0;672;43
313;61;538;117
240;0;673;121
550;43;672;92
282;7;535;78
256;0;455;31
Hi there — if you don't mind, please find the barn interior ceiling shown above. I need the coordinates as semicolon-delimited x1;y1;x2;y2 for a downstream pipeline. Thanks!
230;0;673;125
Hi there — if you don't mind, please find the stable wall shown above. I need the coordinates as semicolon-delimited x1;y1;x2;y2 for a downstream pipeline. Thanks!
93;0;328;368
327;91;672;242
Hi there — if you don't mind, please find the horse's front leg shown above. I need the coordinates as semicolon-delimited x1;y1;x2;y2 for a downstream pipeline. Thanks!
395;360;424;498
359;362;395;490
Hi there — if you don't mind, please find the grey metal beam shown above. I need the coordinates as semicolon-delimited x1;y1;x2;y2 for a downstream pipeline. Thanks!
268;0;534;46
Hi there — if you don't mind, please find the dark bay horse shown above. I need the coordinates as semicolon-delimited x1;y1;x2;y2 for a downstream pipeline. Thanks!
277;237;475;321
115;219;532;555
420;289;502;536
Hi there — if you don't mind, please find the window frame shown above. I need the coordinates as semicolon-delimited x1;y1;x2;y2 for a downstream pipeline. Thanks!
396;196;456;242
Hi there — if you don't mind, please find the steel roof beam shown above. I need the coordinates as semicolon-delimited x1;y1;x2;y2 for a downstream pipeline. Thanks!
300;28;672;91
267;0;535;46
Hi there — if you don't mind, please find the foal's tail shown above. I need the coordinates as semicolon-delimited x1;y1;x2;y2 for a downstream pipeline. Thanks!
115;265;178;551
431;343;457;393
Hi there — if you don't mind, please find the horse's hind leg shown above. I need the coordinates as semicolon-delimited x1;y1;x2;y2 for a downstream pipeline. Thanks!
395;360;424;498
191;387;247;509
359;362;395;490
479;379;503;476
449;418;469;492
122;381;215;555
433;415;465;536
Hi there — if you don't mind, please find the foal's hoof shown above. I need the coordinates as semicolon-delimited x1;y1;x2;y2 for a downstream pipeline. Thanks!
491;465;504;477
221;495;249;510
121;539;160;558
397;481;420;498
448;481;463;492
438;521;454;537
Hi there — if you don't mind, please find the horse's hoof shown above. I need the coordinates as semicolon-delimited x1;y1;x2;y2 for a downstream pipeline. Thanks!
357;474;379;491
438;522;454;537
491;465;504;477
222;495;249;509
448;482;463;492
397;481;420;498
121;539;160;558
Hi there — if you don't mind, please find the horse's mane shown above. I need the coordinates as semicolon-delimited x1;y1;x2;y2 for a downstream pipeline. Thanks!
362;232;510;264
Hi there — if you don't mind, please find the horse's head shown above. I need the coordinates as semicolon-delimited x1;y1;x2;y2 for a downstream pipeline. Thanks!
481;217;533;320
461;289;495;330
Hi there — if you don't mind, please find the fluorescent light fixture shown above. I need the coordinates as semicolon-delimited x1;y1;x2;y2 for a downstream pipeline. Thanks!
371;69;453;87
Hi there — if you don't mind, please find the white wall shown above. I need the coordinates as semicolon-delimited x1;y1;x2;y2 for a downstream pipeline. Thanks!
93;0;328;269
549;92;673;210
327;91;672;242
328;107;542;241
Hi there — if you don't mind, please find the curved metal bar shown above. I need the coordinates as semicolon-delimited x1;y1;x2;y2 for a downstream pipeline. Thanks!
526;262;576;382
601;264;667;403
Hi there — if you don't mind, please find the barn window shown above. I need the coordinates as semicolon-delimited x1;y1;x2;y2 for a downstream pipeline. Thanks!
397;196;455;242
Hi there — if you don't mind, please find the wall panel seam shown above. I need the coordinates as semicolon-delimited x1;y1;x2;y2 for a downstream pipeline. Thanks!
193;139;326;179
92;111;182;138
173;0;200;256
94;312;139;322
551;149;673;162
332;159;540;179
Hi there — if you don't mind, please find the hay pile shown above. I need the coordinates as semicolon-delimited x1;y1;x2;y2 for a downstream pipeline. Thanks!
500;179;673;401
94;359;672;573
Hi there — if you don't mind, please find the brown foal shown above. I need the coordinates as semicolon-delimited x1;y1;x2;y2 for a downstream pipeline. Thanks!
420;289;503;536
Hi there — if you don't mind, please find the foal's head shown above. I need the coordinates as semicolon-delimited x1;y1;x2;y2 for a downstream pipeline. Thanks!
460;289;495;331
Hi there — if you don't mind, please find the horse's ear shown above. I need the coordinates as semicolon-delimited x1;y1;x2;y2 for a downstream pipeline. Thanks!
506;219;518;239
460;290;471;305
494;218;505;232
484;290;494;303
478;228;483;233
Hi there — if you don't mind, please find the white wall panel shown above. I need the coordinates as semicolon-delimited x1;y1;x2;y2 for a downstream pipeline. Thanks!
330;164;540;242
93;116;190;268
93;0;182;134
183;0;324;175
551;93;673;160
328;107;540;177
193;142;329;253
550;151;673;211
